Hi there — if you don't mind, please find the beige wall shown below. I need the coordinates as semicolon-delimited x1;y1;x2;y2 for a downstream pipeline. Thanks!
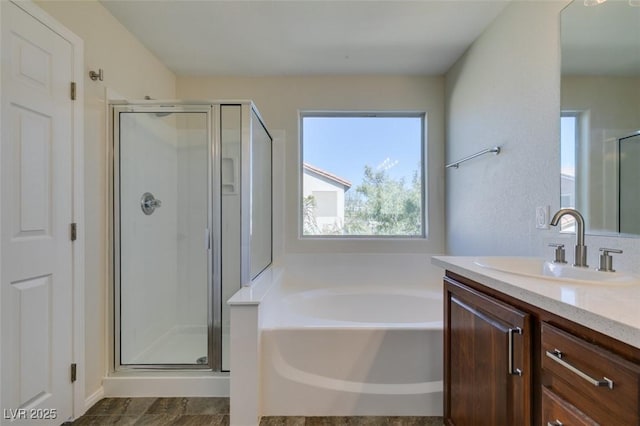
35;0;176;403
178;76;445;256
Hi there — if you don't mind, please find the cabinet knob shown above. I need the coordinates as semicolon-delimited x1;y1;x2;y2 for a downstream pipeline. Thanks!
547;421;563;426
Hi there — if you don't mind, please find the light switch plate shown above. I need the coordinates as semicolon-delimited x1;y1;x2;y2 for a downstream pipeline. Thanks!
536;205;550;229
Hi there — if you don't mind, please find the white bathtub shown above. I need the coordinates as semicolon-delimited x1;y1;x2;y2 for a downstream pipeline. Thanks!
261;283;443;416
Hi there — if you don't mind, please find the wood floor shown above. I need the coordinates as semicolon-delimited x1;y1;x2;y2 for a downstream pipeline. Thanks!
70;398;444;425
70;398;228;425
260;417;444;425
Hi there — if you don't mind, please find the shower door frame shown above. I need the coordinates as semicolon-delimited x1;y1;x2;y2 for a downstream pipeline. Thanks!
111;103;222;371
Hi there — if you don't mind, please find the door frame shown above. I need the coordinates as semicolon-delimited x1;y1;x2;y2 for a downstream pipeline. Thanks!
0;0;85;419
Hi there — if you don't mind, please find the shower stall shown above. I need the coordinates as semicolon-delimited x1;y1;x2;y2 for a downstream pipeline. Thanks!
110;101;272;373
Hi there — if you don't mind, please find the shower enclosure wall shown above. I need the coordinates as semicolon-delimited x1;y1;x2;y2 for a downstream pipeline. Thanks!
111;101;272;373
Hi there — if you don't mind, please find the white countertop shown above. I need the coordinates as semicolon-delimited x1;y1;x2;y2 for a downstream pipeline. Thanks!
432;256;640;350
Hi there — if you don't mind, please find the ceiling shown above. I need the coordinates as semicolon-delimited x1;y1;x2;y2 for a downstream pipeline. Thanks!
99;0;511;76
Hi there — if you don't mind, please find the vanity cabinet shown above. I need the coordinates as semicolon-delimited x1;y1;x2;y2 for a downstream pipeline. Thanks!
444;277;532;425
443;271;640;426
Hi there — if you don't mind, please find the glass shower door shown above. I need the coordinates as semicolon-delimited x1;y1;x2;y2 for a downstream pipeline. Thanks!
619;133;640;235
115;107;213;368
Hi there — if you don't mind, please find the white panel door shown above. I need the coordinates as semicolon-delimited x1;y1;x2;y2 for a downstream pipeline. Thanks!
1;2;75;424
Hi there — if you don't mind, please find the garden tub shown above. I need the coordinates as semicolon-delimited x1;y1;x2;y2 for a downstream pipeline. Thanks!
260;284;443;416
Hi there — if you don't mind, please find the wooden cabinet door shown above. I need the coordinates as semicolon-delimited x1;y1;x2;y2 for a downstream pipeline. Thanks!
444;278;531;426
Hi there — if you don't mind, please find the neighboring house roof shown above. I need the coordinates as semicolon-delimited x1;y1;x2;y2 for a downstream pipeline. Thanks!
303;163;352;190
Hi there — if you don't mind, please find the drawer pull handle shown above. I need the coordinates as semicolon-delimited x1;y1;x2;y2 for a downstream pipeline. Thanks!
508;327;523;376
547;421;563;426
545;349;614;389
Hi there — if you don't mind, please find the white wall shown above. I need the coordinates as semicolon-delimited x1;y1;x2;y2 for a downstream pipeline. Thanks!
35;0;176;403
446;1;640;274
445;1;566;257
177;76;446;259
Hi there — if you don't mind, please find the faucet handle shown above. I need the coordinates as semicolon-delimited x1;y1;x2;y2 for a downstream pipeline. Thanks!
597;248;623;272
548;243;567;264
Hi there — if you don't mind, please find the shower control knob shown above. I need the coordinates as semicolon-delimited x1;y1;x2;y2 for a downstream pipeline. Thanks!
141;192;162;215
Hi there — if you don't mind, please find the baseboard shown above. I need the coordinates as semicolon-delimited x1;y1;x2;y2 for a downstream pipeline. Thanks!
84;386;105;411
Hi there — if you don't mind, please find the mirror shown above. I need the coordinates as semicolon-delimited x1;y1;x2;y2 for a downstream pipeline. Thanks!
560;0;640;236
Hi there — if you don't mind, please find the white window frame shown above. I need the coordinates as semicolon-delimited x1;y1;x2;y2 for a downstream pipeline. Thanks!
299;111;427;239
560;110;588;234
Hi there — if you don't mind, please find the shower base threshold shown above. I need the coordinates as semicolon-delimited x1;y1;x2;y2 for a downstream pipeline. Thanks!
103;372;229;398
127;325;208;365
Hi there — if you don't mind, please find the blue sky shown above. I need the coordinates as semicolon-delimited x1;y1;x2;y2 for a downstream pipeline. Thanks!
302;116;423;188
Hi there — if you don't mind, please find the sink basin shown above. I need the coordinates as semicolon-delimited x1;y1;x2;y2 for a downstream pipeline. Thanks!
474;256;640;285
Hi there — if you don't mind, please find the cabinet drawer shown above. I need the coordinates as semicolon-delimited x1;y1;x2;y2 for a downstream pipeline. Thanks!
541;322;640;424
542;386;598;426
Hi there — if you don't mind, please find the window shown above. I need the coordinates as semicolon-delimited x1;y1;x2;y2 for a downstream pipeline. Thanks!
300;112;425;237
560;114;577;209
560;112;579;233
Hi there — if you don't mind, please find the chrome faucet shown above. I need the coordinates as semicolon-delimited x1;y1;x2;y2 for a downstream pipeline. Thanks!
549;208;588;267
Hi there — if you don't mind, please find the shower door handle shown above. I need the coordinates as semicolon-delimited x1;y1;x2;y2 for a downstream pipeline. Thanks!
205;228;211;250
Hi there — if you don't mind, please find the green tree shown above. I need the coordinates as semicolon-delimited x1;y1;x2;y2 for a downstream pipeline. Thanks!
303;195;320;235
344;165;422;235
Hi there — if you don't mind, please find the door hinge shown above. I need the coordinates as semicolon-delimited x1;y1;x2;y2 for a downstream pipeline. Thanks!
70;223;77;241
70;363;77;383
70;82;76;100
